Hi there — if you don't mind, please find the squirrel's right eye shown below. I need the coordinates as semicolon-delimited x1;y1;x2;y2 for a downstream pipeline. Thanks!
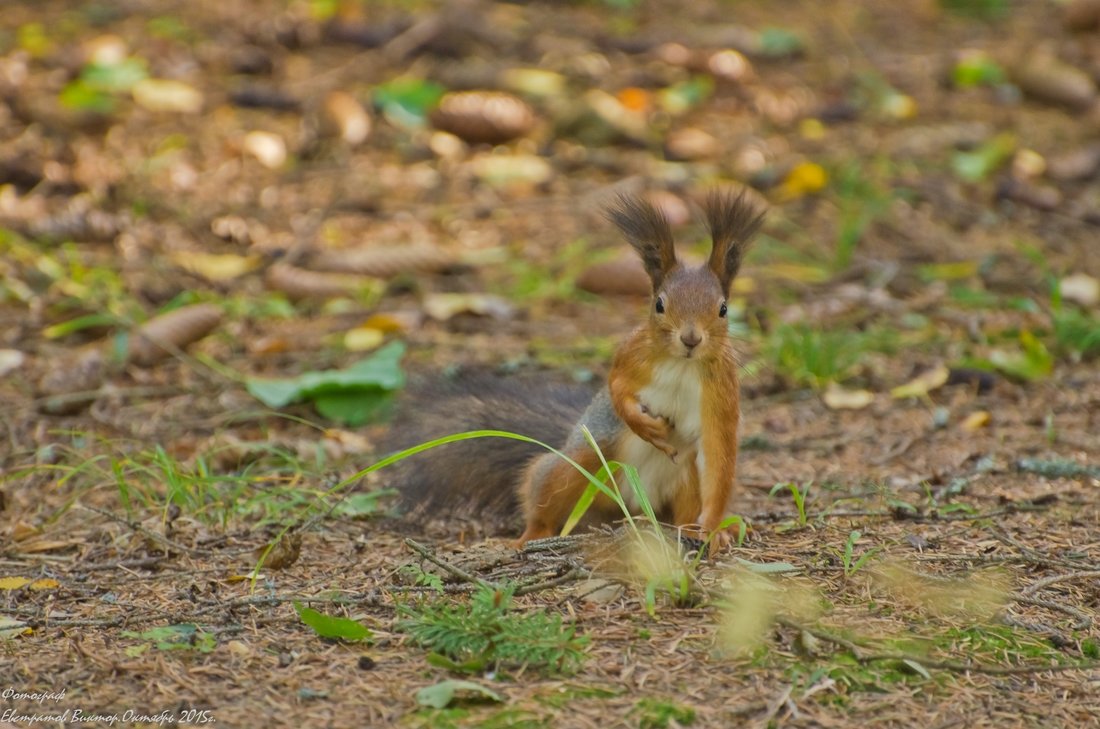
655;296;665;314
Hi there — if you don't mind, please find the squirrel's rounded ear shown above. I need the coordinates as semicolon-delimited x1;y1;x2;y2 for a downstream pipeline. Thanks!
606;194;677;291
704;190;765;292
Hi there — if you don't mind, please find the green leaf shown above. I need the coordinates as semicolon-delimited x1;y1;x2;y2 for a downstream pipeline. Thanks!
953;54;1005;88
758;28;804;57
294;602;372;642
313;390;394;427
42;313;119;339
415;680;502;709
658;76;714;115
244;379;303;409
246;341;405;422
59;80;116;113
988;330;1053;381
425;652;488;673
120;624;216;653
951;133;1015;183
373;77;445;127
81;58;148;92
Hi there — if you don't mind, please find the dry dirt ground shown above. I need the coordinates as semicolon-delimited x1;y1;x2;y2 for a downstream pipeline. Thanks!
1;1;1100;727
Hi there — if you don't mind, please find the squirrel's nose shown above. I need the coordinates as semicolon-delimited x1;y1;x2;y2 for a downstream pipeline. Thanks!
680;330;702;349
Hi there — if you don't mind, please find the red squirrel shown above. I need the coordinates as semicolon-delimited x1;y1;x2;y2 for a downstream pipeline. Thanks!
390;191;763;550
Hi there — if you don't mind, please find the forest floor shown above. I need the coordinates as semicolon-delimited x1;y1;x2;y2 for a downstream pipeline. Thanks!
1;0;1099;727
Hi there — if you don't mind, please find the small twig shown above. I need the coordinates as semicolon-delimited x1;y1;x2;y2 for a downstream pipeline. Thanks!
1012;595;1093;630
514;566;589;596
79;504;205;557
33;385;186;411
404;538;497;590
775;616;1100;676
78;504;258;557
760;684;795;725
988;525;1085;570
1000;615;1072;647
77;556;167;572
870;435;917;466
1020;570;1100;598
519;534;592;554
192;591;384;616
913;553;1095;571
22;616;126;629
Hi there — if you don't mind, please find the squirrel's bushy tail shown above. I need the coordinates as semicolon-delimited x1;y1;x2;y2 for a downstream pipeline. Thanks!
380;373;593;534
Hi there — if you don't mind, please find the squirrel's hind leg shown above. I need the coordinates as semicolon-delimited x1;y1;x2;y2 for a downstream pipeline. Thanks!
669;458;704;539
514;448;615;547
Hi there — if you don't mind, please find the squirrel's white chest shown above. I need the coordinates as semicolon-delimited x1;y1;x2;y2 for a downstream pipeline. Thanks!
621;359;704;510
637;358;704;444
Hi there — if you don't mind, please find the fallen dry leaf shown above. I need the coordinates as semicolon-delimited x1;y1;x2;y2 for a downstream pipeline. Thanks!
0;348;25;378
361;312;416;334
423;292;514;321
243;131;287;169
132;78;204;113
822;383;875;410
891;364;950;399
169;251;261;282
320;91;371;146
1059;273;1099;307
343;326;385;352
774;161;828;202
961;411;991;431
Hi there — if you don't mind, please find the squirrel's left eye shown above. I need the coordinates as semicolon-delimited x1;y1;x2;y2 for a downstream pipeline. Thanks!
718;302;728;318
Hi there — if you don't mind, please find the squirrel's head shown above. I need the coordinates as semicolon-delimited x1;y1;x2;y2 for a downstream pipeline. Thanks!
607;190;764;361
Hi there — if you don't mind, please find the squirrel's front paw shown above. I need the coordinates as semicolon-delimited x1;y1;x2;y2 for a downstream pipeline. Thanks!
635;408;678;460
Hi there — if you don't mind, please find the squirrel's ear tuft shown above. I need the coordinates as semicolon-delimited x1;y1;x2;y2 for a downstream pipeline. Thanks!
704;189;765;292
606;193;677;291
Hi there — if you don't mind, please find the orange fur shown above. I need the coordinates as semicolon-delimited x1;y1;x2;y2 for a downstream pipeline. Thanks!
515;447;614;547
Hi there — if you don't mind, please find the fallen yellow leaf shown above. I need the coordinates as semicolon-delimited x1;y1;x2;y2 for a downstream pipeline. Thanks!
891;365;950;399
423;293;514;321
617;86;651;112
132;78;203;113
798;118;826;140
961;411;991;431
170;251;261;282
362;312;410;334
0;577;31;590
344;326;385;352
30;578;59;590
920;261;980;281
881;93;917;120
775;161;828;202
823;383;875;410
15;540;78;553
